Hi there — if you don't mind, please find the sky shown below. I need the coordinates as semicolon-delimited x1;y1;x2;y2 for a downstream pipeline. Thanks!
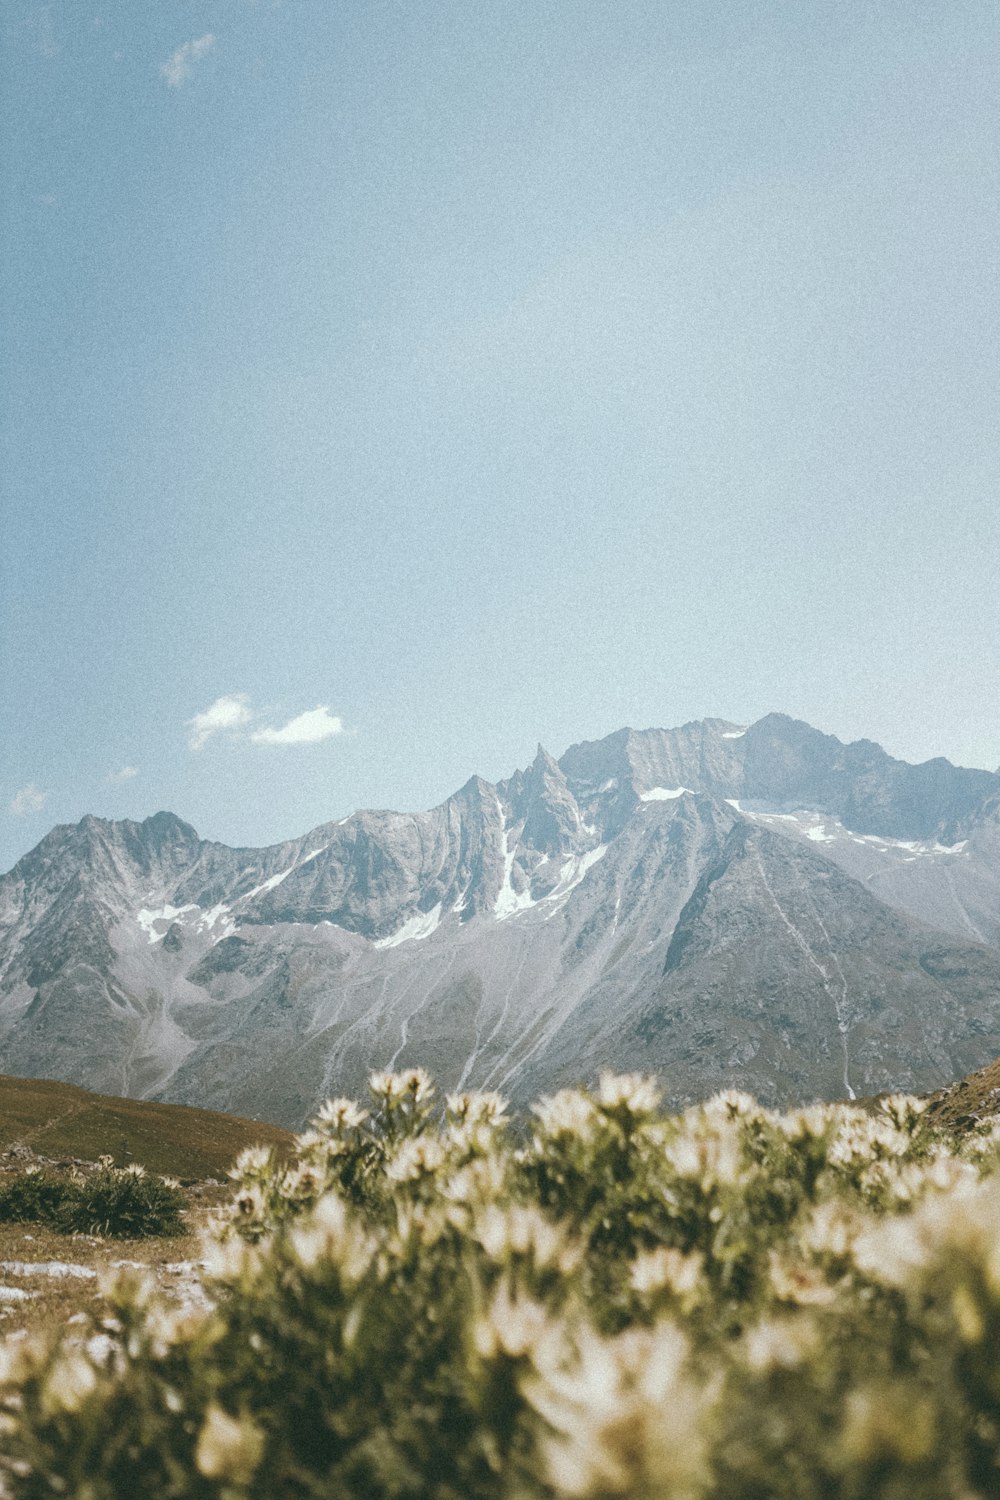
1;1;998;873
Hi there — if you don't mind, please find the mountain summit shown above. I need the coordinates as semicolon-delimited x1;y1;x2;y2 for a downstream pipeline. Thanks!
3;715;1000;1126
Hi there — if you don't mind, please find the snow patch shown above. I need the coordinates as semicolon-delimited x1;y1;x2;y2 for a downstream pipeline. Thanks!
745;809;973;860
238;846;330;907
494;807;538;921
373;903;443;949
195;903;236;941
639;787;692;802
243;866;295;901
0;1261;95;1280
547;844;609;903
136;899;235;947
720;729;747;739
136;904;197;944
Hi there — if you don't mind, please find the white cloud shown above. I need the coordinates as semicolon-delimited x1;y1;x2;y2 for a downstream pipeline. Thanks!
187;693;253;751
161;32;215;88
107;766;139;784
251;706;345;747
9;784;48;817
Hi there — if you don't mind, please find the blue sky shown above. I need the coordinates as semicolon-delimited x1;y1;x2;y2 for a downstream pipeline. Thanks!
2;1;998;872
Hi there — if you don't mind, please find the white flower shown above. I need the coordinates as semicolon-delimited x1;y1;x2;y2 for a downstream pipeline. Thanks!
630;1247;703;1299
145;1303;211;1360
446;1090;508;1125
800;1200;865;1261
441;1154;508;1207
665;1126;743;1188
233;1184;268;1221
473;1288;556;1362
229;1145;273;1180
597;1072;661;1116
852;1215;930;1285
473;1204;579;1273
701;1090;761;1123
195;1403;264;1484
385;1136;446;1183
43;1351;98;1414
289;1192;375;1283
530;1325;707;1499
201;1234;263;1284
279;1163;324;1200
743;1316;819;1373
878;1093;928;1132
532;1089;598;1140
316;1097;368;1131
0;1336;34;1386
777;1105;835;1142
369;1067;434;1105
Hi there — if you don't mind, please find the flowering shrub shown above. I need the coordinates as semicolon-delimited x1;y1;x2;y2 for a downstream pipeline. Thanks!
3;1072;1000;1497
0;1159;186;1238
0;1168;75;1226
56;1159;187;1238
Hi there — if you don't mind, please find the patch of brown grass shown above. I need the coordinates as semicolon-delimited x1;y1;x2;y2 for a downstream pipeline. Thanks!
0;1193;224;1340
924;1054;1000;1131
0;1074;293;1180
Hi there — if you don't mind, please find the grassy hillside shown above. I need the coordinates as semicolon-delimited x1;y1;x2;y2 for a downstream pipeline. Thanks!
0;1074;293;1180
925;1053;1000;1130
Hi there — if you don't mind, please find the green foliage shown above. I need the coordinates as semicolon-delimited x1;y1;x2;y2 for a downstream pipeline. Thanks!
57;1160;187;1238
3;1074;1000;1497
0;1168;75;1226
0;1160;187;1238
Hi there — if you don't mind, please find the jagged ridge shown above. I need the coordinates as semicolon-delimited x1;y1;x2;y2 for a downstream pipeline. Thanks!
2;714;1000;1126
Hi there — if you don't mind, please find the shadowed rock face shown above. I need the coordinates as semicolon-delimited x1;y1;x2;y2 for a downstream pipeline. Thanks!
2;714;1000;1127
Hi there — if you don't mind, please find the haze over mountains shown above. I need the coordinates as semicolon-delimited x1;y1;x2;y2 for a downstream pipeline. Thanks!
2;713;1000;1128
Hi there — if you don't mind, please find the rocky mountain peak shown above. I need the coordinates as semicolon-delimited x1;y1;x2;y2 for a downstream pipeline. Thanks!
5;712;1000;1126
741;715;999;839
506;745;583;858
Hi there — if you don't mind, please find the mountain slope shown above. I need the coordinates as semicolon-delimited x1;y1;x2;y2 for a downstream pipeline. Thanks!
2;714;999;1125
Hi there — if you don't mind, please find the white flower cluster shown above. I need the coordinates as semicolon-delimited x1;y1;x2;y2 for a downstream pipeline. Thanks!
5;1074;1000;1499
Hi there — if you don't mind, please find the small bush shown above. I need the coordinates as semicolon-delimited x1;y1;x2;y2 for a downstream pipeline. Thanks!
0;1169;75;1226
56;1161;187;1238
0;1161;186;1238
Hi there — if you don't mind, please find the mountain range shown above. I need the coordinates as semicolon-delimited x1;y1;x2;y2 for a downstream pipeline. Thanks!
3;712;1000;1127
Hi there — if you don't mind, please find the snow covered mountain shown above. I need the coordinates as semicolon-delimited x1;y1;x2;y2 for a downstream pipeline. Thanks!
3;713;1000;1126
